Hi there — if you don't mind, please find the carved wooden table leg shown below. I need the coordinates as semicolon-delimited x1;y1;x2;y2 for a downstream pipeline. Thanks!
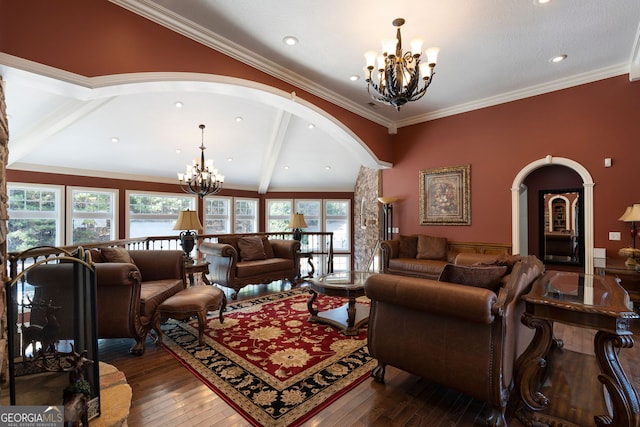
515;312;554;422
307;289;319;318
593;331;640;427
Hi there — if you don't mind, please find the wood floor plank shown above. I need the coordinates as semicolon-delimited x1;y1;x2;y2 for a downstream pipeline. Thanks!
95;282;640;426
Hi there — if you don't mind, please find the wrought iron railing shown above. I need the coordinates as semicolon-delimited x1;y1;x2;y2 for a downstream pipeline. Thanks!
7;232;334;280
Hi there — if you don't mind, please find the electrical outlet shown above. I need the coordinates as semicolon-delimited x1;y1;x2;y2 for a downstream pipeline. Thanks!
609;231;621;241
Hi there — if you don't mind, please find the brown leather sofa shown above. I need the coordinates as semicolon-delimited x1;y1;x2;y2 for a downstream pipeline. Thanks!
27;249;185;355
381;234;512;279
200;235;300;299
365;255;544;426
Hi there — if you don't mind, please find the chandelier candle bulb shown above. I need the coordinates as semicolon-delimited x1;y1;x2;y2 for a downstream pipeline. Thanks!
426;47;440;65
410;38;423;56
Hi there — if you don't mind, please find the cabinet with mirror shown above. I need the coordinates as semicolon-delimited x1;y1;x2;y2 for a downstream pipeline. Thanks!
539;188;583;266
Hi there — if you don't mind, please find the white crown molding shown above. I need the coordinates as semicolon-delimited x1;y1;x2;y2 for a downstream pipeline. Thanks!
629;20;640;81
109;0;395;130
396;64;629;128
6;162;266;191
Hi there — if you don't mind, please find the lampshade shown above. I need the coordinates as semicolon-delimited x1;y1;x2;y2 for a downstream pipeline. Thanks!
173;210;203;231
620;204;640;222
289;213;308;229
377;197;398;205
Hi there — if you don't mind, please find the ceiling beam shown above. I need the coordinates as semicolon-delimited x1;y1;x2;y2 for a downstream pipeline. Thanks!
257;110;291;194
8;97;116;165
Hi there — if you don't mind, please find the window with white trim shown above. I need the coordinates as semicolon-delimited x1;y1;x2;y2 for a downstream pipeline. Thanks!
67;187;118;244
234;198;258;233
127;191;196;238
325;200;350;251
7;183;64;252
204;197;231;234
203;197;259;234
266;200;293;232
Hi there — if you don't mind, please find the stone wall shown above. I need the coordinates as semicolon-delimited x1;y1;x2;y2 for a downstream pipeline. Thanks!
0;76;8;384
353;166;381;270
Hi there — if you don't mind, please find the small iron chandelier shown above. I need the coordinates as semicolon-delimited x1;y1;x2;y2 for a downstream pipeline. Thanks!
177;124;224;198
364;18;439;111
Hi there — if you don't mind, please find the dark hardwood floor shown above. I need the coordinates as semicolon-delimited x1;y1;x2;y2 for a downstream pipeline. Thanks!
98;280;640;427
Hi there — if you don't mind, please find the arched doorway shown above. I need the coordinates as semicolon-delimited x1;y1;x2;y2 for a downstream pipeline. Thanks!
511;155;595;274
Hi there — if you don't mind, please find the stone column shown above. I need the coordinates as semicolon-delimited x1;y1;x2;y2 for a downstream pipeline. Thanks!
0;76;9;384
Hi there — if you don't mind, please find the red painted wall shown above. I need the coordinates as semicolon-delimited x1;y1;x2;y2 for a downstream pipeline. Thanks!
383;76;639;261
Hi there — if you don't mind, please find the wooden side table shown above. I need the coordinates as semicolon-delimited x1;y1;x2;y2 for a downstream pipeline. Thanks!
297;251;315;282
184;260;211;286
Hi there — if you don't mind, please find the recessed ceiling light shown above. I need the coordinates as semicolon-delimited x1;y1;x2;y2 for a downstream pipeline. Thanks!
227;157;233;162
534;0;551;4
283;36;298;46
349;75;359;81
111;137;119;143
308;124;315;129
175;101;183;108
175;149;182;154
284;165;290;170
235;116;243;122
324;166;331;171
550;54;567;63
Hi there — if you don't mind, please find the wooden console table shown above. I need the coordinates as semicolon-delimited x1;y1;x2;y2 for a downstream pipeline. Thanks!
596;259;640;311
516;271;640;426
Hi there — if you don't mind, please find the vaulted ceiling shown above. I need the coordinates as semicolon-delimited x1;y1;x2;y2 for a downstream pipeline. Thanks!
2;0;639;192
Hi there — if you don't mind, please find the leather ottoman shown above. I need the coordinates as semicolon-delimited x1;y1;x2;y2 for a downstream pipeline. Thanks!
154;285;226;345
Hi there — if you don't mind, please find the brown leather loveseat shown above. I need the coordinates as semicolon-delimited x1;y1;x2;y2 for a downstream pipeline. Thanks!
200;235;300;299
365;255;544;426
381;234;512;279
27;248;185;355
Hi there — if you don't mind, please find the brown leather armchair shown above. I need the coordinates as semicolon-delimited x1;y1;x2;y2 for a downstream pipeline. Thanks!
364;255;544;426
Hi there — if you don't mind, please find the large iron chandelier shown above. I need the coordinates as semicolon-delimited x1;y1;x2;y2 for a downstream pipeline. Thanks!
364;18;439;111
177;124;224;198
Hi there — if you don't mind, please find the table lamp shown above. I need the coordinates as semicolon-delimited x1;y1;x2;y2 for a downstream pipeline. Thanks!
618;203;640;266
289;213;307;241
173;209;203;262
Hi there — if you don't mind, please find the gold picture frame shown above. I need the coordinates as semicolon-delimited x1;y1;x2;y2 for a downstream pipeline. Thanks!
419;164;471;225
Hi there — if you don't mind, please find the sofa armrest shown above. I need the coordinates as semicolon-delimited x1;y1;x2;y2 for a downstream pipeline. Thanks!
270;239;300;259
199;241;238;260
365;274;497;324
129;250;185;283
95;262;141;285
93;262;145;340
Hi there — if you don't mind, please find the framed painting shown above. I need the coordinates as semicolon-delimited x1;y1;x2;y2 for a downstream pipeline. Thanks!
419;164;471;225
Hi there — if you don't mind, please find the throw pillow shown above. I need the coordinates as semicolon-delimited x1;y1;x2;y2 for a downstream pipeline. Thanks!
416;235;448;260
100;247;135;264
261;236;275;259
217;236;240;254
438;263;508;292
89;249;106;263
398;235;418;258
237;236;267;261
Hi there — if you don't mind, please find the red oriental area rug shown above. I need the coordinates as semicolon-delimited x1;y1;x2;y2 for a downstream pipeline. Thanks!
159;287;375;426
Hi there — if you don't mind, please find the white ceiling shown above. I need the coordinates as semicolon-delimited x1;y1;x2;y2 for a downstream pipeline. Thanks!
1;0;639;192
